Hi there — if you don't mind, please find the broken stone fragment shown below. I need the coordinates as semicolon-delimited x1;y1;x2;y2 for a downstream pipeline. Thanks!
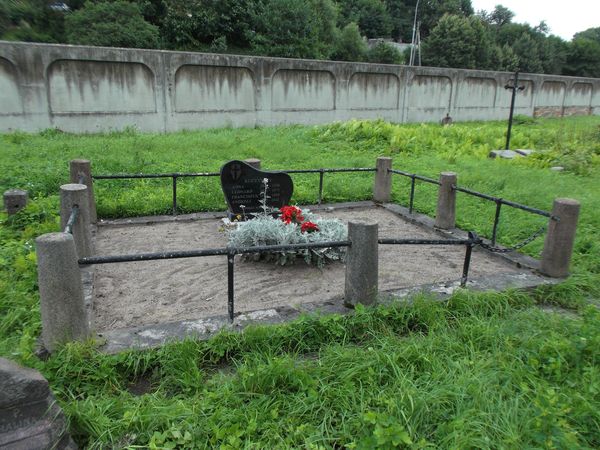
489;150;519;159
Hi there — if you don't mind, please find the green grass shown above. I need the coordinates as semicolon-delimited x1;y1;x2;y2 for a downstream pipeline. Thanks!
1;116;600;448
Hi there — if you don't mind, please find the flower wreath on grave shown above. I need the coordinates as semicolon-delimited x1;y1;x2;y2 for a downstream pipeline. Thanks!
227;179;347;267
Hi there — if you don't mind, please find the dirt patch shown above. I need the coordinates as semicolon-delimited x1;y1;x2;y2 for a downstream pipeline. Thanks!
92;206;520;331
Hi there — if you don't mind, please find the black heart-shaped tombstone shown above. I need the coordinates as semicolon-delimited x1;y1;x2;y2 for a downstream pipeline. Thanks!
220;160;293;219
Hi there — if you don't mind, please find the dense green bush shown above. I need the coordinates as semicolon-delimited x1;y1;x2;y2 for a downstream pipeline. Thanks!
367;41;404;64
332;22;367;62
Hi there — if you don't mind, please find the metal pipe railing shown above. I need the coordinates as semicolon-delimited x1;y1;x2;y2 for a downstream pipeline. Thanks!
93;167;376;215
79;240;351;323
379;232;479;287
63;204;79;235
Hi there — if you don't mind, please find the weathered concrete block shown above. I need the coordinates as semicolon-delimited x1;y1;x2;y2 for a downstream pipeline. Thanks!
435;172;457;229
0;357;77;449
69;159;97;224
540;198;580;278
344;221;378;307
373;157;392;203
489;150;520;159
60;183;92;259
3;189;28;215
36;232;89;352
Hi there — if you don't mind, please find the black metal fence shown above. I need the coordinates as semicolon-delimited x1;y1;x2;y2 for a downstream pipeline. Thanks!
93;167;377;215
78;235;481;322
388;168;556;247
80;240;351;323
82;163;557;321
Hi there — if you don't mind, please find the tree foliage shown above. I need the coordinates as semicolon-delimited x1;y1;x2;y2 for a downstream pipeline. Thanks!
332;22;368;61
65;1;159;48
247;0;338;59
367;41;404;64
0;0;597;77
337;0;392;39
421;14;492;69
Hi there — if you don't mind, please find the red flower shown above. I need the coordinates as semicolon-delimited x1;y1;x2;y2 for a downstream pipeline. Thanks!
301;221;319;233
280;205;304;224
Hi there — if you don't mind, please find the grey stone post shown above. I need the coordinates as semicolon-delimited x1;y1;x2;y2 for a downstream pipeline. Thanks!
244;158;261;169
373;157;393;203
60;183;93;258
70;159;97;223
435;172;457;229
3;189;28;215
540;198;580;278
345;221;379;307
35;232;89;352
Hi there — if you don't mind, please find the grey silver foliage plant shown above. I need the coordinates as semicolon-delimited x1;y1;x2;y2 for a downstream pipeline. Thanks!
227;209;347;267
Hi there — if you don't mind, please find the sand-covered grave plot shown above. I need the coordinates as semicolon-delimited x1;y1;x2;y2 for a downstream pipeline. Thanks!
91;206;521;331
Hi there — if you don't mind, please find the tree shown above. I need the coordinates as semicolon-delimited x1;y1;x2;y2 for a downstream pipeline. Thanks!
480;4;514;26
489;43;518;71
574;27;600;44
382;0;415;42
511;32;543;73
332;22;368;61
564;38;600;78
421;14;492;69
247;0;337;59
338;0;392;38
65;1;159;48
419;0;474;37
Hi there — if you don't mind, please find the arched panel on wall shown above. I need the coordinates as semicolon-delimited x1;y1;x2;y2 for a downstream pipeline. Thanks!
348;72;399;110
534;81;566;117
406;75;452;122
0;57;23;115
48;60;156;114
454;77;496;120
174;65;255;112
457;77;497;107
271;70;335;111
495;79;533;108
564;82;593;116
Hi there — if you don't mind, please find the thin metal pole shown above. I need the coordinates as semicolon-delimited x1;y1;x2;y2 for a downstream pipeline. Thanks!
172;176;177;215
409;0;421;66
409;175;416;214
318;170;324;205
505;71;519;150
227;252;234;323
460;232;477;287
491;200;502;246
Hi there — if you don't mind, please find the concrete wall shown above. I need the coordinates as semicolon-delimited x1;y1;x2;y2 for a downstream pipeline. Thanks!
1;41;599;133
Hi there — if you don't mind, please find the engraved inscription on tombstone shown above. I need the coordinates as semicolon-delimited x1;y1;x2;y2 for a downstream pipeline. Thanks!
220;160;293;218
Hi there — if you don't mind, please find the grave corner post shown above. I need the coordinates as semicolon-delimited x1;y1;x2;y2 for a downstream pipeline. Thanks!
70;159;97;224
345;221;379;307
540;198;580;278
60;183;93;258
373;157;392;203
35;232;90;352
3;189;28;215
435;172;457;229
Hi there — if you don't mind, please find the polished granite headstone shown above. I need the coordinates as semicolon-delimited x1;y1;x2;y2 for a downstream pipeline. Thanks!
220;160;293;218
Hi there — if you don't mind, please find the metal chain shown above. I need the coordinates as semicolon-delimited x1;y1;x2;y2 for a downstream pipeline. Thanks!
477;225;547;253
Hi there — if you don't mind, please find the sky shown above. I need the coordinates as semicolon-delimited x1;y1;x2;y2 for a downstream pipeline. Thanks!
469;0;599;41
